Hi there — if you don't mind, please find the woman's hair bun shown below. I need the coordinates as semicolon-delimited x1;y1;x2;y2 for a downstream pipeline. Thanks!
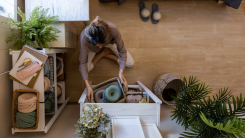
85;17;110;46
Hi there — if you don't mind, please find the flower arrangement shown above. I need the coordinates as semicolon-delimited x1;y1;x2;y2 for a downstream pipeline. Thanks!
75;104;111;138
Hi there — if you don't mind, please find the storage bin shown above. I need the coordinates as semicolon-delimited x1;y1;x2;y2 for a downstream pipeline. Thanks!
79;79;163;137
92;78;126;103
12;89;40;130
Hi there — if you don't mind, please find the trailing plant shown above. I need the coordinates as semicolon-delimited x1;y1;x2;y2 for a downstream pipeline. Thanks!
1;6;60;50
171;76;245;138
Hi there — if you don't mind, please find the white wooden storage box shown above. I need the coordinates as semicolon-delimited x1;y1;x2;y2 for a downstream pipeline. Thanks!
50;22;77;48
79;79;163;138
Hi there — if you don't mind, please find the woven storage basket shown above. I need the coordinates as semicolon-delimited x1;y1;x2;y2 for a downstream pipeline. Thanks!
92;77;127;103
153;73;183;105
12;89;39;130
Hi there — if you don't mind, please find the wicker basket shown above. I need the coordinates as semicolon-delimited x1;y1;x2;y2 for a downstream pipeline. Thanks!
57;84;62;99
92;77;127;103
12;89;39;130
153;73;183;105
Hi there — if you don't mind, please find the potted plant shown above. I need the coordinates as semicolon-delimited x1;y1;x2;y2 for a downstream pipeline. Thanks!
1;6;60;50
75;104;112;138
171;76;245;137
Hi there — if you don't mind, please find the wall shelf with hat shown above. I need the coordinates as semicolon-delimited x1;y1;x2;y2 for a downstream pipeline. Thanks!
10;47;69;134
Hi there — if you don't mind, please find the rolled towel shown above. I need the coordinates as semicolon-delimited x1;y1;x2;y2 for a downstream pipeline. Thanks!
126;95;135;103
16;111;36;128
103;85;121;103
95;90;105;103
135;95;143;103
18;93;37;113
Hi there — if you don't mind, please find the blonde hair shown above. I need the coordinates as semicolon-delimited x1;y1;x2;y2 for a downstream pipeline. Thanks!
85;16;111;45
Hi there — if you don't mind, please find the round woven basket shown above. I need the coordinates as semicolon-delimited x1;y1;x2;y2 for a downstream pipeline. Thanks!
153;73;183;105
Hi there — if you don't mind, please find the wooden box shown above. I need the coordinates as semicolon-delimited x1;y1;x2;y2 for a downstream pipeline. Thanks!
50;22;77;48
79;80;163;137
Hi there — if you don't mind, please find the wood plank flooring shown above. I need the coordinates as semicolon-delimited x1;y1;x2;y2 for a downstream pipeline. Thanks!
66;0;245;102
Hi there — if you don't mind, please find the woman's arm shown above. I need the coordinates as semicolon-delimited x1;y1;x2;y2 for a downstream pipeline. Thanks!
110;26;127;71
79;30;94;102
85;79;93;103
110;25;127;84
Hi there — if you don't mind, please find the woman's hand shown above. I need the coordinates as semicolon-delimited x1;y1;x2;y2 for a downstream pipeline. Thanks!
85;80;94;103
119;69;127;84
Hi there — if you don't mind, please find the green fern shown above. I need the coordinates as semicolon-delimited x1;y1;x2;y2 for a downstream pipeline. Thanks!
171;76;212;129
200;112;245;138
1;6;60;50
171;76;245;138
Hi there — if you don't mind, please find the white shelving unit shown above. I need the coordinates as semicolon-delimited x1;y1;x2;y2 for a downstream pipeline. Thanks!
10;48;69;134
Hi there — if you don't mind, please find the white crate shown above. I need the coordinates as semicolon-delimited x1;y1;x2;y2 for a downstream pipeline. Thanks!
79;81;163;138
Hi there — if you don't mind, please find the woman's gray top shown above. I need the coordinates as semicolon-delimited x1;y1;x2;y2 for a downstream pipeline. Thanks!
79;22;127;81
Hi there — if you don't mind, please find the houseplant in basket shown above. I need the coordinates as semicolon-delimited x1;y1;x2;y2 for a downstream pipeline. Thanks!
75;104;112;138
171;76;245;138
2;6;60;50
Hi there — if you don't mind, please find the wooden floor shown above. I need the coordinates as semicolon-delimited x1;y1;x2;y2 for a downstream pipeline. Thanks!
66;0;245;102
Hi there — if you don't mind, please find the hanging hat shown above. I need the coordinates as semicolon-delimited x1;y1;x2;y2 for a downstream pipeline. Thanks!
57;84;62;97
44;77;50;91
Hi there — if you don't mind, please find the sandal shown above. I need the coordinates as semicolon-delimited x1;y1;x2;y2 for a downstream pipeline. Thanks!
151;3;161;24
139;1;150;22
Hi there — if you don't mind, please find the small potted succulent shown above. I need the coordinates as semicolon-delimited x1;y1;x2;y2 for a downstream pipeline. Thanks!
1;6;60;50
75;104;112;138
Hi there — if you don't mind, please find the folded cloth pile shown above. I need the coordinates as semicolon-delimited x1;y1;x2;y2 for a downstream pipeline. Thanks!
16;93;37;128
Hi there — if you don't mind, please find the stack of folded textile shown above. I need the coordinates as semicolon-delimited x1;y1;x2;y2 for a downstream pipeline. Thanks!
16;93;37;128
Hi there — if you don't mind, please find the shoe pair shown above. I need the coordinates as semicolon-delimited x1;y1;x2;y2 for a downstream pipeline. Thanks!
139;2;161;24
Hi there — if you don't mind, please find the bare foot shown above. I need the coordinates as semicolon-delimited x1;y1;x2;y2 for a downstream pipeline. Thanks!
102;48;113;56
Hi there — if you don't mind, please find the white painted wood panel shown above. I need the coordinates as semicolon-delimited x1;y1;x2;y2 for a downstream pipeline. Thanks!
142;124;162;138
112;116;145;138
50;22;77;48
137;81;162;104
81;103;158;110
25;0;89;21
